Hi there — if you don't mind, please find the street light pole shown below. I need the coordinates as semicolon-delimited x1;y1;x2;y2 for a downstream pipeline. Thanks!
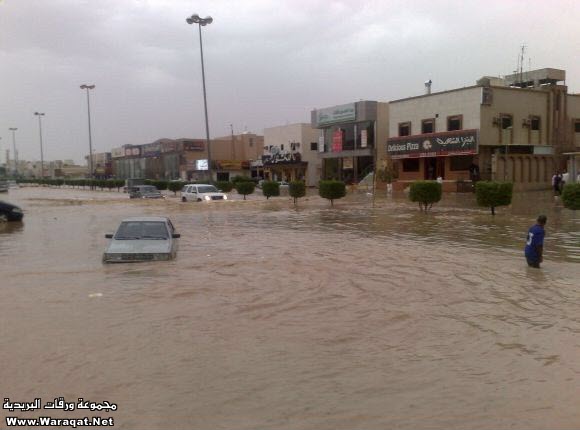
9;128;18;177
34;113;45;179
80;84;96;187
186;13;213;182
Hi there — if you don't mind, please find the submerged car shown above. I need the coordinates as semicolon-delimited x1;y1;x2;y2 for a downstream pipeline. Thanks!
181;184;228;202
0;201;24;222
103;217;180;263
0;180;8;193
129;185;164;199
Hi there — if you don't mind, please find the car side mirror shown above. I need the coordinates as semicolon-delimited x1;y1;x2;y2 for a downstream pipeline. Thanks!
105;233;113;239
172;233;181;238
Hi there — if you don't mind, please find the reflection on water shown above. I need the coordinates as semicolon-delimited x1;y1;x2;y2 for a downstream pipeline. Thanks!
1;187;579;430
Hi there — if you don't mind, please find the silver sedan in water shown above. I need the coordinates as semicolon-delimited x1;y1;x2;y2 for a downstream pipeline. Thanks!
103;217;180;263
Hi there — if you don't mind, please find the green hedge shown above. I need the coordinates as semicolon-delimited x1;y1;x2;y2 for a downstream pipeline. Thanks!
562;183;580;210
289;181;306;206
215;181;234;193
235;181;255;200
319;180;346;206
261;181;280;199
168;181;185;195
409;181;442;212
475;181;513;215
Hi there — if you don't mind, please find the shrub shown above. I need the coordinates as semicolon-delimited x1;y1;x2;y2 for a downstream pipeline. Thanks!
289;181;306;206
153;180;168;191
562;183;580;210
231;175;253;185
261;181;280;200
475;181;513;215
319;180;346;206
235;180;255;200
409;181;442;212
168;181;185;195
215;180;234;193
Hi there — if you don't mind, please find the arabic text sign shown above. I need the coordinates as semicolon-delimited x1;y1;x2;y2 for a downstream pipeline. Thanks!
317;103;356;126
387;130;478;159
332;130;343;152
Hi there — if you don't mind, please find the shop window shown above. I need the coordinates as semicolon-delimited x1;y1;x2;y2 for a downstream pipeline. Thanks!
399;122;411;136
530;116;540;131
421;119;434;134
310;142;317;151
216;172;229;181
402;158;420;172
447;115;462;131
574;120;580;133
450;155;473;171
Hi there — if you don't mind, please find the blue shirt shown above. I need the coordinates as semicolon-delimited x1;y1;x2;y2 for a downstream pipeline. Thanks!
525;224;545;260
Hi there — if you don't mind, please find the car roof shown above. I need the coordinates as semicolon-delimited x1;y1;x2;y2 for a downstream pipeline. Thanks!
120;216;170;222
185;183;214;186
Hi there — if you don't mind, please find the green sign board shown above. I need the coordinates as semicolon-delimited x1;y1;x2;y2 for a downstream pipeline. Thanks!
316;103;356;126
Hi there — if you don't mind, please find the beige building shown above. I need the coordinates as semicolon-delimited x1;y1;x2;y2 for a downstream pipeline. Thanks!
263;123;321;187
387;68;578;191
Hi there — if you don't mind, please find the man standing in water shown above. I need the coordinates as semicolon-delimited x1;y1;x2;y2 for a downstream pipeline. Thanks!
525;215;547;268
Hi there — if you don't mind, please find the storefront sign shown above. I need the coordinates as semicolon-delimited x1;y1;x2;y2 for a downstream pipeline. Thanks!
142;142;161;157
387;130;478;159
124;146;141;157
215;160;250;170
342;157;353;169
316;103;356;126
183;141;205;151
332;129;343;152
262;152;302;165
161;141;178;153
196;159;209;171
111;147;124;158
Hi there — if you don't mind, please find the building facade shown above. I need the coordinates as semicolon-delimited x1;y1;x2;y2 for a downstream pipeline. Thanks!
387;68;577;191
311;101;389;184
263;123;321;187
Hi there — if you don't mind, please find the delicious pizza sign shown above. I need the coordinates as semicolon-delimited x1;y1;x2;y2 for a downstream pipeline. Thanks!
387;129;478;159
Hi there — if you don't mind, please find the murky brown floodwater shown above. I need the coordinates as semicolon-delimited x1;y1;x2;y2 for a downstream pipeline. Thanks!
1;186;579;429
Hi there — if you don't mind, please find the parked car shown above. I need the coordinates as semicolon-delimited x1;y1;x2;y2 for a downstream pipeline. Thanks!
0;180;8;193
0;201;24;222
103;217;180;263
123;178;145;193
181;184;228;202
129;185;164;199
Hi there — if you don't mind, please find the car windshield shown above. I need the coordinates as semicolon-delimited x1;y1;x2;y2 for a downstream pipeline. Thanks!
197;185;218;193
114;221;169;240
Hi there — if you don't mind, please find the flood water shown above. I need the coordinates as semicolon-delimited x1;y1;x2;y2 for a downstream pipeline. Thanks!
1;186;579;429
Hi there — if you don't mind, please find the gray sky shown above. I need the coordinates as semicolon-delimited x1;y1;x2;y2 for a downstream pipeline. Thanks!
1;0;579;164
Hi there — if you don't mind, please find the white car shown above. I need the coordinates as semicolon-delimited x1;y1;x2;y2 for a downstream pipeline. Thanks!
181;184;228;202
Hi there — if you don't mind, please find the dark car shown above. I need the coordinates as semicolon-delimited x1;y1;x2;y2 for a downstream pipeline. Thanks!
0;201;24;222
128;185;164;199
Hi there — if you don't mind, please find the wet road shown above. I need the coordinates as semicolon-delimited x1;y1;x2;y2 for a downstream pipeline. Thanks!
1;187;579;429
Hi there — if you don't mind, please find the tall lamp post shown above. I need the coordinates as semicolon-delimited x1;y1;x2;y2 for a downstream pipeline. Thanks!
34;112;45;179
9;128;18;177
80;84;96;187
186;13;213;181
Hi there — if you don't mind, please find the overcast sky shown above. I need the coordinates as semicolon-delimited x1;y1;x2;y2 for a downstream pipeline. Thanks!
1;0;579;164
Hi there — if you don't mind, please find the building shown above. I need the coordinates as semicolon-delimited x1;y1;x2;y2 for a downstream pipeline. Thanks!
386;68;579;191
263;123;321;187
210;132;264;181
311;101;389;184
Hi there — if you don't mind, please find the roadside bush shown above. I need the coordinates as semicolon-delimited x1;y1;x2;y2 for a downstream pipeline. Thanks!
235;180;255;200
409;181;442;212
231;175;253;185
562;183;580;210
153;180;168;191
475;181;513;215
289;181;306;206
261;181;279;200
319;180;346;207
215;180;234;193
168;180;185;195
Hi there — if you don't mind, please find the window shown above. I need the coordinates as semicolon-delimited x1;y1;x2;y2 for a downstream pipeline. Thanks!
501;115;512;129
421;119;434;134
447;115;462;131
399;122;411;136
531;116;540;131
402;158;420;172
450;155;473;171
310;142;318;151
574;120;580;133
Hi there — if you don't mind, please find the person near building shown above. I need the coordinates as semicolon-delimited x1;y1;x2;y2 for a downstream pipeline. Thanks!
552;172;562;195
524;215;547;268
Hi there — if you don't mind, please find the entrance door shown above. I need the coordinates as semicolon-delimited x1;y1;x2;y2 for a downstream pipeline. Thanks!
436;157;445;179
424;158;436;180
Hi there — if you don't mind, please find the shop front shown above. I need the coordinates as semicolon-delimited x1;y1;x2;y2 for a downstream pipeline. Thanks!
387;129;479;192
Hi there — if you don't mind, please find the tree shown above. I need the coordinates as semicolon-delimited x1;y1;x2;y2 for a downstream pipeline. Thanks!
168;181;185;196
289;181;306;206
319;180;346;206
409;181;442;212
261;181;280;199
475;181;513;215
235;181;255;200
215;180;233;192
562;183;580;210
